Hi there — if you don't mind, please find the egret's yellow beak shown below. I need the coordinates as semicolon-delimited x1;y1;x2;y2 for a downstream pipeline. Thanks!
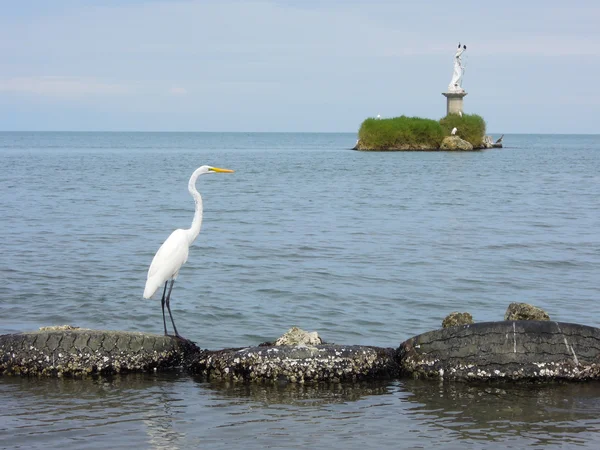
210;167;234;173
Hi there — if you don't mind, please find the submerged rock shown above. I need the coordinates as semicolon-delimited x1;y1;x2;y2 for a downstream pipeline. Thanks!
505;303;550;321
442;312;474;328
440;135;474;150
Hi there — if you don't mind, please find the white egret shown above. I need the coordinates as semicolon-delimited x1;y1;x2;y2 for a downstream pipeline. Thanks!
451;127;458;135
458;111;463;117
143;165;234;337
377;114;381;120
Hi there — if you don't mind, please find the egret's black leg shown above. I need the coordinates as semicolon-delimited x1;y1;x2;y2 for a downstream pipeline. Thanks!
161;281;168;336
165;279;181;338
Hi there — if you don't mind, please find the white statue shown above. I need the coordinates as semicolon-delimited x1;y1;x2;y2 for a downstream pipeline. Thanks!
448;43;466;93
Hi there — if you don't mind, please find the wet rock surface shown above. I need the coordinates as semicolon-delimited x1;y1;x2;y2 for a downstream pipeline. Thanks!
0;329;396;382
0;330;200;376
3;319;600;383
189;345;399;383
399;321;600;381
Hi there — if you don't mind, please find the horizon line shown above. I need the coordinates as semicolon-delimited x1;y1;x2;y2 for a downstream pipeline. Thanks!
1;130;599;136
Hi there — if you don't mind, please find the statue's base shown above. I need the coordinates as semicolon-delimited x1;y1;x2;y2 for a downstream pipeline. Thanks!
442;91;467;115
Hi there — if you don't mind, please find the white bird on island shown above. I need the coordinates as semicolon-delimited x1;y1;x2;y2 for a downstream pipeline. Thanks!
143;165;234;338
458;111;463;117
451;127;458;135
377;114;381;120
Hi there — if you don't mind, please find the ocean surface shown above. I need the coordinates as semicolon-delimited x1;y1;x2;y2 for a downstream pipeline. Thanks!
1;131;599;449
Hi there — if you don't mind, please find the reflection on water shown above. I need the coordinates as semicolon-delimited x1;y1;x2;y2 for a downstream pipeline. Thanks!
2;375;600;449
0;374;189;450
401;380;600;447
198;377;393;407
2;132;600;449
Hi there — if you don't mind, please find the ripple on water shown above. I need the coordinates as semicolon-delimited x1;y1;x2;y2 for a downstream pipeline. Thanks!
1;132;600;448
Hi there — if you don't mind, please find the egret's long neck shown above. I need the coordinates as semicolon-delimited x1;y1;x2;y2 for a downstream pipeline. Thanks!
187;170;204;244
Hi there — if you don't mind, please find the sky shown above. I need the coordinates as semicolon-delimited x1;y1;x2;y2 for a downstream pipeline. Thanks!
1;0;599;133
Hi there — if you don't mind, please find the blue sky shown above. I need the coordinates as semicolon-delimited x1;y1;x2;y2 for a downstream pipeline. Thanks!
1;0;598;133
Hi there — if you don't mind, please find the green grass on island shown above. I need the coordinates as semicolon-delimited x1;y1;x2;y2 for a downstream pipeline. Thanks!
439;113;486;148
357;113;486;150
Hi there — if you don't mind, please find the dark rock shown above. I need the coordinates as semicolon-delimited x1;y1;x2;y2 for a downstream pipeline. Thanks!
398;321;600;381
6;320;600;384
505;303;550;321
0;330;200;377
0;329;397;383
189;345;399;383
354;143;438;151
442;312;474;328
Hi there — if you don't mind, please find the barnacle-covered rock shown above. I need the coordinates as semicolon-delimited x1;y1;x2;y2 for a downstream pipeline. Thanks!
0;330;201;377
189;345;399;383
398;321;600;381
274;327;323;346
504;303;550;321
442;312;474;328
5;320;600;383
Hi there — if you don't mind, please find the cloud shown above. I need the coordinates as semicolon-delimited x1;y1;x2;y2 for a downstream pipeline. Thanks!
168;86;188;95
0;76;132;98
475;36;600;57
0;1;599;132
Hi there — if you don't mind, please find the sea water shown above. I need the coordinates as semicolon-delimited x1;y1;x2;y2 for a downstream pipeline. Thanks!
1;132;599;448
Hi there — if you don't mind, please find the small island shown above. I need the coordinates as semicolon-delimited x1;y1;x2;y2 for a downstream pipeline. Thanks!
355;113;488;151
354;43;503;151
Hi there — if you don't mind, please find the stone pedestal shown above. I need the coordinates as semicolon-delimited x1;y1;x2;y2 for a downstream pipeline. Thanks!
442;91;467;115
